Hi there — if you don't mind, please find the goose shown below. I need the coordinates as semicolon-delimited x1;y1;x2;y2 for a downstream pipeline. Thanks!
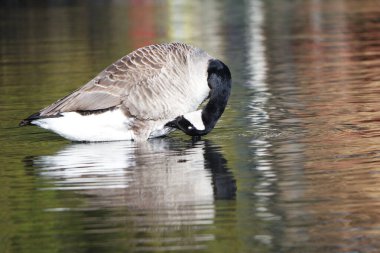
19;42;232;142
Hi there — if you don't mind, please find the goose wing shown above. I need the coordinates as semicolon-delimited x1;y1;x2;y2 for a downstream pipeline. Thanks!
38;43;206;120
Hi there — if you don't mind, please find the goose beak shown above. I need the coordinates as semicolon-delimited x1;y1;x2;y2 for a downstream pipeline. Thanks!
165;117;180;129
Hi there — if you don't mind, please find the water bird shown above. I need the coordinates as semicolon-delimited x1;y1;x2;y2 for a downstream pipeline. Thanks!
19;42;231;141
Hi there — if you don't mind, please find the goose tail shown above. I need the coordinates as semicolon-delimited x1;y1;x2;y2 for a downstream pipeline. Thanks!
19;112;42;127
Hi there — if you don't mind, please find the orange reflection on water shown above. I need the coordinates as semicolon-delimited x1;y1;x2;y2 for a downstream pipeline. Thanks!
127;0;161;48
273;1;380;252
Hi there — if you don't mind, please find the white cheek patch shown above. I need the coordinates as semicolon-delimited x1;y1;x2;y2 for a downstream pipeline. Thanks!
183;110;205;131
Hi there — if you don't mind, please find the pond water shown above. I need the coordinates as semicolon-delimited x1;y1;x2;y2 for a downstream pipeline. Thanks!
1;0;380;252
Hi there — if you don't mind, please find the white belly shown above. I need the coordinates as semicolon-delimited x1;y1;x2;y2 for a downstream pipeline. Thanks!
32;109;172;142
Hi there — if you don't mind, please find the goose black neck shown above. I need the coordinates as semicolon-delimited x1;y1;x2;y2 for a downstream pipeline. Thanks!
202;59;231;132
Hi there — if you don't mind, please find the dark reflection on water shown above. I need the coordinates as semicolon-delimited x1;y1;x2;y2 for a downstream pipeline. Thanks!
2;0;380;252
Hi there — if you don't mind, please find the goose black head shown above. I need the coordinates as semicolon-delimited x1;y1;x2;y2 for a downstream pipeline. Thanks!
166;59;231;137
165;110;208;136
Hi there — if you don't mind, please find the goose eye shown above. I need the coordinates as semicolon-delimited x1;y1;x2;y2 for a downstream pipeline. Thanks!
188;126;193;130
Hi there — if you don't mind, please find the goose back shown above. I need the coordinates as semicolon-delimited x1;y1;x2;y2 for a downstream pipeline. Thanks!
38;43;212;120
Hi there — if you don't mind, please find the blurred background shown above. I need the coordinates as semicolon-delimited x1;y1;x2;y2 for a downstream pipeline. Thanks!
1;0;380;252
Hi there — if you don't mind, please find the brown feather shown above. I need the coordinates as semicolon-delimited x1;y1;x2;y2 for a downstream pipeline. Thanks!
36;43;211;121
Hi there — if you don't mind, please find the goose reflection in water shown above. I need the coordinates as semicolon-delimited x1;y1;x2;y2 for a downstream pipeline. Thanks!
30;138;236;212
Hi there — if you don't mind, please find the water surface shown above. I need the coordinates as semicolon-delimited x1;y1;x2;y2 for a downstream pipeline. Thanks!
1;0;380;252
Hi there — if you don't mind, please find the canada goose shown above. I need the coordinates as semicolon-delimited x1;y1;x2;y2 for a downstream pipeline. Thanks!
19;42;232;141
